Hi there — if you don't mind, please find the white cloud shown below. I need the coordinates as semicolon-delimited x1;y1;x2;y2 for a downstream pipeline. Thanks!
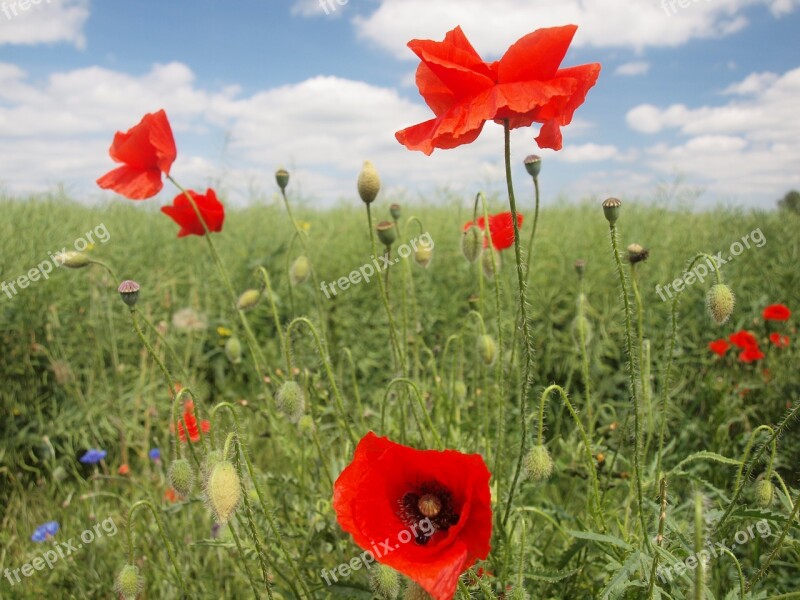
352;0;797;57
291;0;349;17
553;143;622;163
614;61;651;76
0;0;89;48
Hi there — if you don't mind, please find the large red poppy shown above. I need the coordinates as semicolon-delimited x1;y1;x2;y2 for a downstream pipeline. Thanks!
333;432;492;600
763;304;791;321
463;211;523;251
96;109;177;200
161;189;225;237
395;25;601;155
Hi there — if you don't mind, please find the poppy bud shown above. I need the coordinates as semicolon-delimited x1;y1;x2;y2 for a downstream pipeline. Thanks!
236;289;261;311
571;315;593;346
376;221;397;247
168;458;194;497
477;334;496;366
357;160;381;204
754;479;774;508
390;203;402;221
523;154;541;179
115;564;142;600
370;564;400;600
481;247;500;279
601;197;622;225
276;380;306;423
626;243;649;264
202;449;224;483
289;255;311;285
275;167;289;191
54;251;90;269
574;259;586;278
118;280;140;308
706;284;735;325
206;460;241;524
461;226;482;263
414;240;433;268
524;444;553;481
453;380;467;401
297;414;315;436
224;336;242;364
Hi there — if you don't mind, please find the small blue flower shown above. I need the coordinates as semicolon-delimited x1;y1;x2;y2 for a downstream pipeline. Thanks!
149;448;161;462
80;449;107;464
31;521;59;542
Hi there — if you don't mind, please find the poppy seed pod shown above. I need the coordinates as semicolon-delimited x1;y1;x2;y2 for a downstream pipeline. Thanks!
276;380;306;423
414;240;433;268
524;444;554;481
523;154;542;179
206;460;241;524
275;167;289;191
115;564;142;600
55;251;90;269
390;203;402;221
477;334;496;365
461;226;482;263
224;336;242;364
376;221;397;247
289;255;311;285
574;259;586;278
706;284;735;325
118;280;140;308
236;288;261;311
626;243;649;264
601;197;622;225
168;458;194;497
370;564;401;600
357;160;381;204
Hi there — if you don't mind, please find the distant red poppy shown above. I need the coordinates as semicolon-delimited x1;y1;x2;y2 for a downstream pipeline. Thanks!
708;339;729;356
117;463;130;476
333;432;492;600
763;304;791;321
395;25;601;155
769;332;790;348
96;109;177;200
729;330;758;350
463;212;523;251
161;188;225;237
171;400;211;443
739;347;765;363
164;487;180;503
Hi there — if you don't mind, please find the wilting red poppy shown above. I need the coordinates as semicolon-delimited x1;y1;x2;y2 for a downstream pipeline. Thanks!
171;400;211;443
763;304;791;321
729;330;758;350
161;188;225;237
96;109;177;200
708;339;729;356
463;212;523;251
396;25;601;155
769;332;790;348
333;432;492;600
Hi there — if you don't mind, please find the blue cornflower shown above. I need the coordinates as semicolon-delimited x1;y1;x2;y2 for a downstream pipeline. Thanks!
80;448;107;464
149;448;161;462
31;521;59;542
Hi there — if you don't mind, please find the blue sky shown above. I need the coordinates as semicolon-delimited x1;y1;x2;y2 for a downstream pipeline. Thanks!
1;0;799;209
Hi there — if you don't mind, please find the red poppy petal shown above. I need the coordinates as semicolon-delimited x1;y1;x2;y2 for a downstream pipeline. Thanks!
161;189;225;237
96;165;165;200
496;25;578;83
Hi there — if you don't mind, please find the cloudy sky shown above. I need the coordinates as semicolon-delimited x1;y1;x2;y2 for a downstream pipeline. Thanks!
1;0;798;209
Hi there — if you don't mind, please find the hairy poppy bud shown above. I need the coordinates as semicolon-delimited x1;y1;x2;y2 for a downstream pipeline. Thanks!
224;336;242;364
118;280;140;308
414;240;433;268
477;334;496;366
371;564;400;600
754;479;774;508
376;221;397;247
358;160;381;204
453;380;467;401
289;255;311;285
275;167;289;191
461;226;482;263
236;289;261;311
523;154;541;179
482;247;500;279
390;203;402;221
524;445;553;481
206;460;241;524
706;283;735;325
168;458;194;497
276;380;305;423
55;251;90;269
115;564;142;600
601;197;622;225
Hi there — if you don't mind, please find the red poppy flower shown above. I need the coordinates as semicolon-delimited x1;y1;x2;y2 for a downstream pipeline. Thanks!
96;109;177;200
333;432;492;600
171;400;211;443
769;332;790;348
395;25;601;155
164;487;180;503
739;347;765;363
117;463;130;476
763;304;791;321
708;339;729;356
729;330;758;350
161;188;225;237
463;212;523;251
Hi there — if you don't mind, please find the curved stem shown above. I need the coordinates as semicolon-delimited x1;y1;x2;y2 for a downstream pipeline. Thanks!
386;378;443;449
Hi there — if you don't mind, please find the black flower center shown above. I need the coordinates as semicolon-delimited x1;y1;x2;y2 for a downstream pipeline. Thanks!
397;481;459;545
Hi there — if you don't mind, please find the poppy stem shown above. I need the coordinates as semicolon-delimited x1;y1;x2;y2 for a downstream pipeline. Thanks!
523;174;540;286
501;120;536;528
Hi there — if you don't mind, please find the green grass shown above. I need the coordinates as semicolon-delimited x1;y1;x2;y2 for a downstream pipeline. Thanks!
1;190;799;599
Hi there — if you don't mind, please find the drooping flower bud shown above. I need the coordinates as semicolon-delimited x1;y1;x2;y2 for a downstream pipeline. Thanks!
524;444;554;481
376;221;397;247
523;154;542;179
754;478;775;508
289;255;311;285
706;283;735;325
206;460;241;524
275;380;306;423
236;289;261;311
275;167;290;191
54;251;90;269
115;564;143;600
414;240;433;268
168;458;194;497
370;564;401;600
357;160;381;204
601;197;622;225
461;226;482;263
118;280;140;308
224;336;242;364
477;334;496;366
